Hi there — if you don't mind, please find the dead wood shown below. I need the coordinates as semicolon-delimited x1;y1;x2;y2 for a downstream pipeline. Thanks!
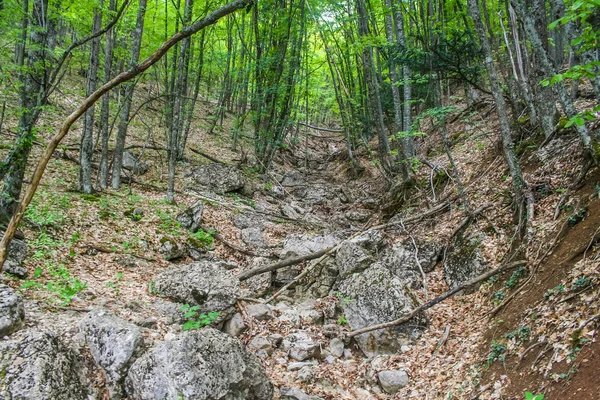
347;260;527;338
237;247;332;281
189;147;226;164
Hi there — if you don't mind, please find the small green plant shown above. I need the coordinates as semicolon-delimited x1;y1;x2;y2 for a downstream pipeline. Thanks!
157;211;182;235
263;181;273;191
567;207;587;226
106;272;124;294
337;314;348;325
179;304;219;331
335;291;354;305
524;392;544;400
189;228;216;249
545;284;566;299
20;263;87;305
493;291;505;304
571;276;592;291
504;326;531;343
487;341;507;366
506;266;528;289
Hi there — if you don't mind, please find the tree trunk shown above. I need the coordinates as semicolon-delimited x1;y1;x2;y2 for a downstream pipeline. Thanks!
98;0;116;189
111;0;147;189
467;0;526;213
393;1;414;157
78;0;103;194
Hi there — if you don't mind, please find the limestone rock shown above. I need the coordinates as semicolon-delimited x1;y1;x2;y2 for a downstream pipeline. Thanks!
158;236;184;261
125;328;273;400
122;150;149;175
280;386;310;400
278;234;339;283
151;260;240;321
0;283;25;336
337;263;426;357
377;370;409;394
191;163;245;194
444;235;487;291
241;258;272;298
281;332;319;361
378;240;440;288
176;200;204;233
2;237;28;278
246;304;274;321
79;308;143;399
329;338;344;358
0;330;94;400
241;227;267;248
223;313;246;337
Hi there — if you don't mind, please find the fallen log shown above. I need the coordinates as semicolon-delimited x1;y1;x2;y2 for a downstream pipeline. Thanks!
347;260;527;338
237;247;332;281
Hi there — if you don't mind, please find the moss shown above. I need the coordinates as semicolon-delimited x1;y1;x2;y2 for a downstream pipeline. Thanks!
186;237;211;251
518;115;530;125
160;236;177;246
80;193;100;202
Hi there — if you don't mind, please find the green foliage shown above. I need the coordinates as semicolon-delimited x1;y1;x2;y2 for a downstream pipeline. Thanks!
189;228;216;250
337;314;348;325
19;263;87;305
106;272;124;294
25;191;69;227
156;211;182;236
504;326;531;343
506;267;528;289
179;304;219;331
493;291;505;304
524;392;544;400
545;284;566;299
487;341;507;365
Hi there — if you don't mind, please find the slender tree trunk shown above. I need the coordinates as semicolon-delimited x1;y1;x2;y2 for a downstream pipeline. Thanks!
513;0;598;164
393;1;413;157
467;0;526;213
78;0;103;194
0;0;47;225
111;0;147;189
98;0;116;189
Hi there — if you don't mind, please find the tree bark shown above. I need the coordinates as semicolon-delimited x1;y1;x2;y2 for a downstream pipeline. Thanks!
78;1;103;194
111;0;147;189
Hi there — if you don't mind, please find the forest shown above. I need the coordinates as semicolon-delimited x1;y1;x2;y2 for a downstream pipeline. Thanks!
0;0;599;399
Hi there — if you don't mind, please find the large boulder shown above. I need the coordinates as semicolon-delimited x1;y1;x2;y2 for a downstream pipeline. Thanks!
276;234;339;284
337;263;426;357
294;257;339;299
0;284;25;336
191;163;245;194
125;328;273;400
240;258;272;298
122;150;149;175
292;185;333;205
2;236;28;278
0;330;94;399
444;235;487;291
378;240;440;289
151;260;240;321
79;308;143;399
176;200;204;233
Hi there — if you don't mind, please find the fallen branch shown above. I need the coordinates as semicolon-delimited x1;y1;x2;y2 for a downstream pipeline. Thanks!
347;260;527;338
298;121;344;133
189;147;226;164
237;247;332;281
214;233;272;258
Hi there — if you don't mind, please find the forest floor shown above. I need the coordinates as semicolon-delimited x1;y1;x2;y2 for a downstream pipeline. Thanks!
1;80;599;400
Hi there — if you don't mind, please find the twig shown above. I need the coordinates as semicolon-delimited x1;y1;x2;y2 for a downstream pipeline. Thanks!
348;260;527;338
401;220;429;300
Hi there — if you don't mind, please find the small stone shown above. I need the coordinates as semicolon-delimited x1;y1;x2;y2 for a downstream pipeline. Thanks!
280;386;310;400
223;313;246;337
269;333;284;347
377;370;409;394
325;355;335;364
297;365;315;383
329;338;344;357
343;349;352;359
247;304;274;321
287;362;311;372
282;332;319;361
401;345;410;353
249;336;273;356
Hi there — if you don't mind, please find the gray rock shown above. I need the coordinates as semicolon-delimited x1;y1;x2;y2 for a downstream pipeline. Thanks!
191;163;245;194
0;284;24;336
176;200;204;233
280;386;310;400
293;185;333;205
377;370;409;394
297;365;315;383
294;257;339;299
223;313;246;337
336;241;373;278
158;236;184;261
279;300;323;327
280;204;301;220
281;171;305;187
248;336;273;356
151;260;240;321
2;237;28;278
232;213;266;230
324;354;335;364
79;308;143;399
125;328;273;400
345;210;372;222
337;263;425;357
378;240;440;288
241;258;272;298
122;150;149;175
246;304;274;321
278;234;339;283
444;236;487;291
282;332;319;361
287;362;312;371
241;227;267;248
0;330;94;400
329;338;344;357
